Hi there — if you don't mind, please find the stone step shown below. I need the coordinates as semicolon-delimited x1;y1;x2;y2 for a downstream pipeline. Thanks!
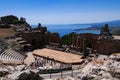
0;48;25;64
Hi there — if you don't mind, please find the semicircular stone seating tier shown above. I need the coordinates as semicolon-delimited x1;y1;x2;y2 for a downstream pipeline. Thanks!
0;48;25;64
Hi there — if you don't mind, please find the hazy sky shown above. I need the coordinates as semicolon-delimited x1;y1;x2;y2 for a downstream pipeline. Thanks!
0;0;120;24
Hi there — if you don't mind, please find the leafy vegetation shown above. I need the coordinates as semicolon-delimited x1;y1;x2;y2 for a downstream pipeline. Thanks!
13;17;26;24
61;32;76;45
13;20;25;24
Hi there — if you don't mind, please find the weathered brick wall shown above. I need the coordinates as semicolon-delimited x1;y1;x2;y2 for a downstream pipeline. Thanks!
21;32;42;45
20;32;60;47
72;33;120;54
98;40;120;54
1;15;18;24
72;33;99;52
49;33;60;44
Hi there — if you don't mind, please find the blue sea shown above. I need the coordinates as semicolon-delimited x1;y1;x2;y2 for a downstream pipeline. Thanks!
32;24;100;37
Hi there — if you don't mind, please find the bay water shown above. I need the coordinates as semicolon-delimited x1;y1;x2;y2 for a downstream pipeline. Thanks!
32;24;100;37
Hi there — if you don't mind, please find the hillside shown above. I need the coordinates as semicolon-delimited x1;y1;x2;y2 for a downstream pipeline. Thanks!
73;20;120;31
0;28;16;38
89;20;120;29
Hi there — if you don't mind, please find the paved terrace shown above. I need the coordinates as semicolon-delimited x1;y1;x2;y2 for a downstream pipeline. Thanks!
33;48;83;64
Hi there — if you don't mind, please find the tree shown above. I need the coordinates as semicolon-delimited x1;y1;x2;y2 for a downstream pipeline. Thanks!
61;32;75;45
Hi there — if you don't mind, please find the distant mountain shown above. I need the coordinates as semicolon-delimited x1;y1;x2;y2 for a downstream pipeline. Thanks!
73;20;120;30
89;20;120;28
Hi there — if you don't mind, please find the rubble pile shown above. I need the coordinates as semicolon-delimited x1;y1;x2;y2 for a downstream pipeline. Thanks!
76;54;120;80
0;64;43;80
0;53;120;80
